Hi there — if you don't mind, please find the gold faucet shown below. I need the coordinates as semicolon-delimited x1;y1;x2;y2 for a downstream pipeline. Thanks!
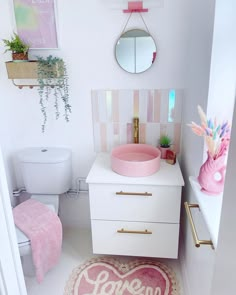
133;117;139;143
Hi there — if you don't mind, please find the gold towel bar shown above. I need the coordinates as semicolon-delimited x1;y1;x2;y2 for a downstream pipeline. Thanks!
117;228;152;234
184;202;214;249
116;191;152;196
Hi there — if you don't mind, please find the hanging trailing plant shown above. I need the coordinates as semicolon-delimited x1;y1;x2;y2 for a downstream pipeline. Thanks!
37;55;71;132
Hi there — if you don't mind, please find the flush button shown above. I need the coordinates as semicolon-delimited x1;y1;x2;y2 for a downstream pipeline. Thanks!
41;149;48;152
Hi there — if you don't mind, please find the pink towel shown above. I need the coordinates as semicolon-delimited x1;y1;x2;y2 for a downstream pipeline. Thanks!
13;199;62;283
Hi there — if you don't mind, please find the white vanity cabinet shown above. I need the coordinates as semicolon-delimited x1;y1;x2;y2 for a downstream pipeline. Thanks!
86;153;184;259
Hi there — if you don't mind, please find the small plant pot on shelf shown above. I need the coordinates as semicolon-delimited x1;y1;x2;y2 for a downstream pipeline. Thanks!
12;51;28;62
159;146;170;159
2;33;29;62
159;135;172;159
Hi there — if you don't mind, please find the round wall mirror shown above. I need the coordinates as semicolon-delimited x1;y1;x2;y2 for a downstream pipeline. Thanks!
115;29;157;74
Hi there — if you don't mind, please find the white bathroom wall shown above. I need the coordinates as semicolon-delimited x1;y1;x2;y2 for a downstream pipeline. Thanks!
0;0;189;202
206;0;236;122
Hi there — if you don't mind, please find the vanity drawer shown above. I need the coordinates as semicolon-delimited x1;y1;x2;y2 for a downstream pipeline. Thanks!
91;220;180;258
89;184;181;223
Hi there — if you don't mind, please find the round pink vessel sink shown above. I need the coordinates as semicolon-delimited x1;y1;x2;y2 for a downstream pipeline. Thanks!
111;144;161;177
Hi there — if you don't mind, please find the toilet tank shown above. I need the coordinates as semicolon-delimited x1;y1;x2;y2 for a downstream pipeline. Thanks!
18;147;72;194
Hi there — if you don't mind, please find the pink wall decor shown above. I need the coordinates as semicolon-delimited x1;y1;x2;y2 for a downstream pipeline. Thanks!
106;0;164;11
147;90;154;122
154;90;161;122
126;123;133;143
91;89;183;152
123;1;148;13
112;90;119;122
13;0;58;49
139;123;147;143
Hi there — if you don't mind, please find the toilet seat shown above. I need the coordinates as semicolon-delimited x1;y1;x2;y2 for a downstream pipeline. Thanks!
16;226;30;246
31;194;59;214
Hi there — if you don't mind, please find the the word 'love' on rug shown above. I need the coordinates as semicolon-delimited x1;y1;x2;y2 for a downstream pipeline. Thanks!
64;256;180;295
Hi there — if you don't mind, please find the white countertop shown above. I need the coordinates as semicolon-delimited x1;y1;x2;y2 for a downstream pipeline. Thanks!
189;176;223;248
86;153;184;186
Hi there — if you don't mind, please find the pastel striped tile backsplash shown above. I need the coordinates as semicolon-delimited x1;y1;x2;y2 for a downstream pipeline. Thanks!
91;89;183;153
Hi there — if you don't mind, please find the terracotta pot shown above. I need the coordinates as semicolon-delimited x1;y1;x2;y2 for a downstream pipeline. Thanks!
198;151;226;195
12;52;28;61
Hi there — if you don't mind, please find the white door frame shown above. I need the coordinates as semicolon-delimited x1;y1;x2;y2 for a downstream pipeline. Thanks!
0;147;27;295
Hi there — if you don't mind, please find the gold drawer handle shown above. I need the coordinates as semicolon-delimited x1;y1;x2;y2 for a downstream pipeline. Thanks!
117;228;152;234
184;202;214;249
116;191;152;196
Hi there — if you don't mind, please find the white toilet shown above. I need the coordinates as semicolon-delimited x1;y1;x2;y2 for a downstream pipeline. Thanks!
15;147;72;276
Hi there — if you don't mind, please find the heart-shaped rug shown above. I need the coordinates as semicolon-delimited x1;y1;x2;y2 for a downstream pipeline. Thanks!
64;257;180;295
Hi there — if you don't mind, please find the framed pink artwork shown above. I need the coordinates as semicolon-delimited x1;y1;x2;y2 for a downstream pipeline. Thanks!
13;0;58;49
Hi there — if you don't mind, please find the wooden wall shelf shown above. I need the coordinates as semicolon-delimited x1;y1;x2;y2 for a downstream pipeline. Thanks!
6;61;39;79
5;61;64;88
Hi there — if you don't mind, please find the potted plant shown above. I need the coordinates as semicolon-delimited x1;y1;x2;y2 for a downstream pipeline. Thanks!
2;33;29;61
159;134;172;159
36;55;71;132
